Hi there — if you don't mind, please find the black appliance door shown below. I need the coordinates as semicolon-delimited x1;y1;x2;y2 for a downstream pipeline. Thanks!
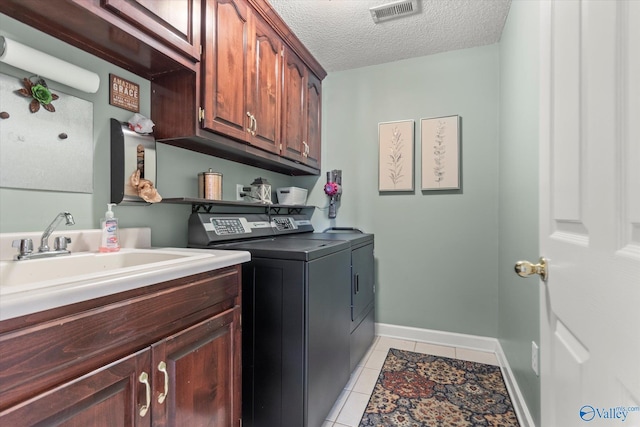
242;249;350;427
351;243;375;325
242;258;305;427
307;249;350;427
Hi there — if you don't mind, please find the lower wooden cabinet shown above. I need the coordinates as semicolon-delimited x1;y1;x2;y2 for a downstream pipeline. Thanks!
0;348;152;426
0;267;242;427
152;308;241;427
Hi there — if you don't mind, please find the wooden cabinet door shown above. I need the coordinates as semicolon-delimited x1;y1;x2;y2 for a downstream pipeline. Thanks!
281;47;322;168
305;72;322;169
246;14;282;154
151;308;241;427
281;47;307;163
202;0;249;141
102;0;201;60
0;349;151;427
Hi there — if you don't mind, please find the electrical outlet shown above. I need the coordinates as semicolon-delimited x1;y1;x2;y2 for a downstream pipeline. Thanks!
236;184;245;201
531;341;539;376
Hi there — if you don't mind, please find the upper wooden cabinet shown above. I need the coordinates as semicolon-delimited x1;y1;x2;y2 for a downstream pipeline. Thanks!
305;69;322;169
247;14;283;154
281;48;307;163
154;0;325;175
202;0;281;154
202;0;250;142
102;0;201;61
0;0;325;175
0;0;201;77
281;48;321;170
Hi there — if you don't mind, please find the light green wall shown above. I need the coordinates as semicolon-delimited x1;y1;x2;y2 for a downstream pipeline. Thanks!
1;9;540;420
0;14;304;247
312;46;501;337
498;0;540;424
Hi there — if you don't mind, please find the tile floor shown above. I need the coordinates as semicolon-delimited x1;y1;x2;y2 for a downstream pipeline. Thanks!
321;335;500;427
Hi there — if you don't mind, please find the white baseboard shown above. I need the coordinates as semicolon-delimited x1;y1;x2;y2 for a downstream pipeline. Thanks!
495;341;537;427
375;322;536;427
376;322;498;352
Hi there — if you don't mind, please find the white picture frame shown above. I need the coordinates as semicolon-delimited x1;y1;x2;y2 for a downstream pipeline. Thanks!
378;119;414;192
421;115;461;191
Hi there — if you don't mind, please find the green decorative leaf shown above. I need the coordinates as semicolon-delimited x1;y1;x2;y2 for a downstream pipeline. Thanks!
31;84;53;105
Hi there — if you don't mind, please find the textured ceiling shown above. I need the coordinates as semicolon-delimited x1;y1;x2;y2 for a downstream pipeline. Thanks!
268;0;512;73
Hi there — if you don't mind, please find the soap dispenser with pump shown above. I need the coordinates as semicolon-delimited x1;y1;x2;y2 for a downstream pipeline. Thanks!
99;203;120;252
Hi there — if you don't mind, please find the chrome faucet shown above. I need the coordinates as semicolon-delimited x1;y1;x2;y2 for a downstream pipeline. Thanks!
39;211;75;252
12;211;75;260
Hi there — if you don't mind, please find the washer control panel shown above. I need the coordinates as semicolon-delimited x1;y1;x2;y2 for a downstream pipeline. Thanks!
209;217;251;235
272;217;297;232
204;216;273;236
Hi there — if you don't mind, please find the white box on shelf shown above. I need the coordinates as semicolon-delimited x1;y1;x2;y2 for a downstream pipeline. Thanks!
276;187;308;205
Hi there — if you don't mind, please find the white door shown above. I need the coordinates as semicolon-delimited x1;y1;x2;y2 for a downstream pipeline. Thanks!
538;1;640;426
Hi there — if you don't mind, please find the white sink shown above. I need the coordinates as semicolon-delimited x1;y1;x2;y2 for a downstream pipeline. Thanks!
1;250;194;290
0;247;250;321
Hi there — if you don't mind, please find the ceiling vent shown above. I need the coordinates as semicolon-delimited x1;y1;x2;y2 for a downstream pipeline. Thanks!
370;0;419;23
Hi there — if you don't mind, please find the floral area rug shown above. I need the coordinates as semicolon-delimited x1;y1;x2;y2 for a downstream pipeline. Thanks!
359;348;520;427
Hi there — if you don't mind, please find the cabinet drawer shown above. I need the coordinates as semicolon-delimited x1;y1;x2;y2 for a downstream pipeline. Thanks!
0;266;240;410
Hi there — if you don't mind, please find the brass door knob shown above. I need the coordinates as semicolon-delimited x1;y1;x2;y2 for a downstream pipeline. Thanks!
514;257;548;281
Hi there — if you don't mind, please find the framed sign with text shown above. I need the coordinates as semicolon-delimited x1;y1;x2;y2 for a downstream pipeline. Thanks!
109;74;140;112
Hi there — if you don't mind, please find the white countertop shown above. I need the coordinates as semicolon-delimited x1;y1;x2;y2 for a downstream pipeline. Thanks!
0;228;250;321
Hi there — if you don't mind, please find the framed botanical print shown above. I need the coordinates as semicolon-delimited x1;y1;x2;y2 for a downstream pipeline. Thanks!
421;115;461;190
378;120;414;192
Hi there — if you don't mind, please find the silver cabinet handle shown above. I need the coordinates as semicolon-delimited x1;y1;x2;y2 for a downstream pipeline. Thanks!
302;141;308;157
138;371;151;417
246;112;257;136
157;361;169;404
